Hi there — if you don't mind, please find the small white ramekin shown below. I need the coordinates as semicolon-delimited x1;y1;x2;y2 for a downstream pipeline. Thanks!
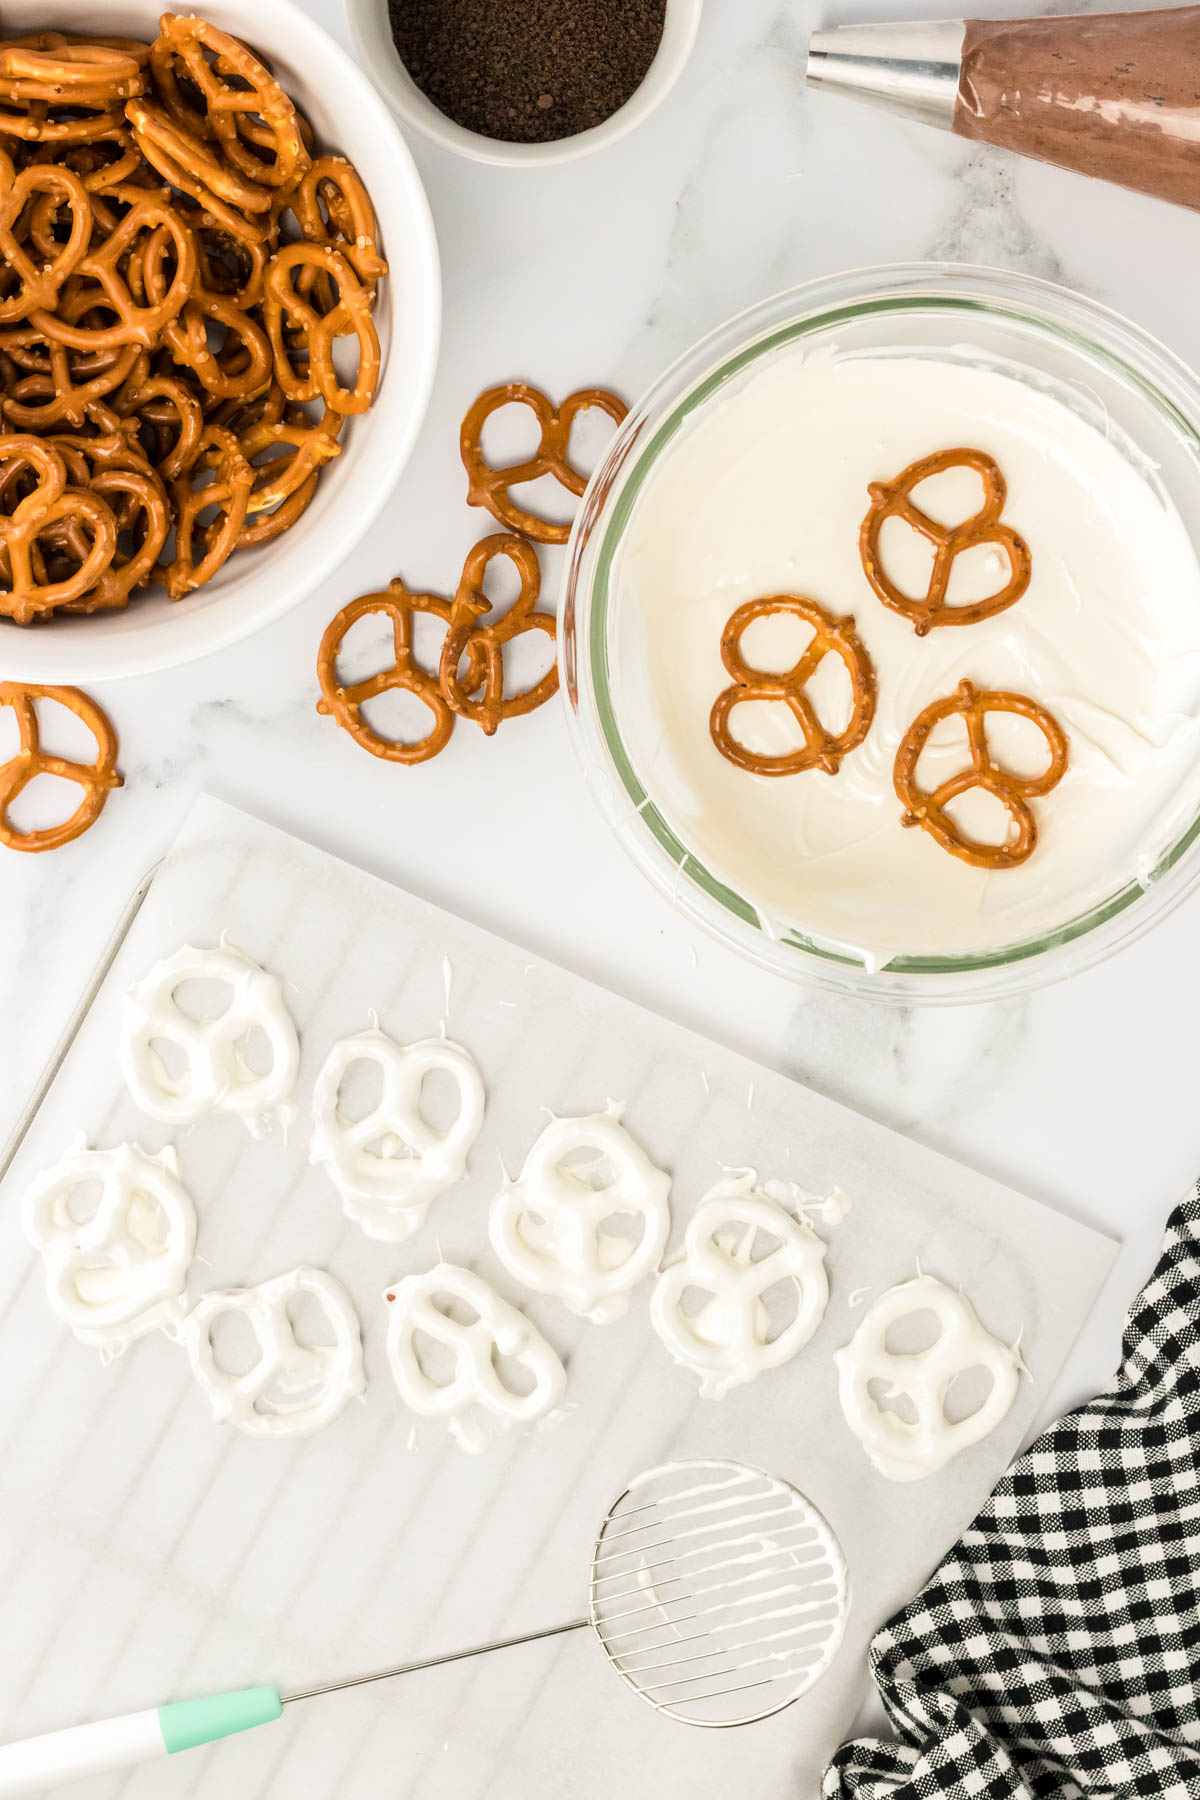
345;0;703;167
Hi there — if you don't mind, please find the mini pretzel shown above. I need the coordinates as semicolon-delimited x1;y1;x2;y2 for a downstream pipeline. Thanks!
317;582;487;766
182;205;269;309
460;381;627;544
29;126;144;192
23;1141;195;1351
241;411;341;516
150;14;310;194
710;594;877;776
292;157;387;316
0;680;122;851
69;466;170;611
31;192;197;349
0;88;128;144
224;409;340;548
439;533;558;735
893;678;1068;869
294;157;387;277
164;422;253;599
124;98;273;244
262;243;380;415
860;447;1032;635
0;435;117;622
112;366;203;480
161;292;272;400
2;338;141;430
0;154;92;324
311;1028;485;1241
0;42;145;104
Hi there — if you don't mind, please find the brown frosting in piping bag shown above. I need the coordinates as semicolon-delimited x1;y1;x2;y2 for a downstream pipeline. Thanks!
956;6;1200;211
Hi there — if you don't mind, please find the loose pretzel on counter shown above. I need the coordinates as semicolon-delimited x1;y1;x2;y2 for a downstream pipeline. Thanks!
0;679;122;851
460;380;627;544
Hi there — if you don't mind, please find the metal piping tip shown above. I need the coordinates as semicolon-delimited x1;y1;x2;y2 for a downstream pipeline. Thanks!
806;19;966;132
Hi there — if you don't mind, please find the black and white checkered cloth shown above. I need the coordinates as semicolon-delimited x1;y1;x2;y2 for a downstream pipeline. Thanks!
824;1192;1200;1800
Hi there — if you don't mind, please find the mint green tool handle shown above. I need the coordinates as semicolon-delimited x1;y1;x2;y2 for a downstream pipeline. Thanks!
159;1686;282;1753
0;1687;282;1796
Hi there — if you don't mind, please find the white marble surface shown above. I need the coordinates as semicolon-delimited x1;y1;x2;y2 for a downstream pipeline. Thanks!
2;0;1199;1788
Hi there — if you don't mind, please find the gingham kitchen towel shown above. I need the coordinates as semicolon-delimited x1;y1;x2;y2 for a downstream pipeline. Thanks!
824;1192;1200;1799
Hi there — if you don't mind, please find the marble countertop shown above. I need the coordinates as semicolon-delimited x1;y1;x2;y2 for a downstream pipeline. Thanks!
2;0;1199;1786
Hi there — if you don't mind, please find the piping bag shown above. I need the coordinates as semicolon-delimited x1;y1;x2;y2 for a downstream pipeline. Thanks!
807;7;1200;212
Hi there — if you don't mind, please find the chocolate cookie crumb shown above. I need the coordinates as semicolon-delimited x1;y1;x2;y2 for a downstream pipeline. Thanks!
388;0;668;145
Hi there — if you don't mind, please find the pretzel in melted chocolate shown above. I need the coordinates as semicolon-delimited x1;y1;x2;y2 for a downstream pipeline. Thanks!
893;678;1068;869
709;594;877;777
860;448;1032;635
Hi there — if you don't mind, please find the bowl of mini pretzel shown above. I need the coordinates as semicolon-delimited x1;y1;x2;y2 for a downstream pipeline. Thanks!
0;0;441;682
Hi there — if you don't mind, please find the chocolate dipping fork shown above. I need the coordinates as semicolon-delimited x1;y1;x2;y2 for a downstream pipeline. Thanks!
0;1460;849;1794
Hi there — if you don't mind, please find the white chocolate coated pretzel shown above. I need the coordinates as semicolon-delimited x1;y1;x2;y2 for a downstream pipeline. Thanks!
310;1028;485;1241
120;943;300;1131
650;1174;830;1399
489;1105;671;1323
384;1262;565;1453
184;1266;365;1440
22;1138;196;1354
835;1274;1023;1482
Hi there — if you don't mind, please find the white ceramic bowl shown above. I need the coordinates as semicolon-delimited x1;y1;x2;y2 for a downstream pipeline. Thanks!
1;0;441;684
346;0;703;168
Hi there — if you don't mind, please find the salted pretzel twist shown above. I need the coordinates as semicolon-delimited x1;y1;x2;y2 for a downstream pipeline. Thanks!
0;35;136;143
150;14;310;194
164;422;253;598
439;533;558;736
0;152;92;324
292;157;387;307
0;41;145;104
710;594;877;777
0;680;122;851
262;242;379;415
2;339;141;431
0;435;117;621
893;678;1068;869
460;380;627;544
317;581;486;766
30;190;198;349
860;447;1032;635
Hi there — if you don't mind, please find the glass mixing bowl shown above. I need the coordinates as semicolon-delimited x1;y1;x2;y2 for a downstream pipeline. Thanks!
562;264;1200;1003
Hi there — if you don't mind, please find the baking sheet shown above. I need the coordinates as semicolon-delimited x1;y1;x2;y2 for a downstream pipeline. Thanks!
0;795;1117;1800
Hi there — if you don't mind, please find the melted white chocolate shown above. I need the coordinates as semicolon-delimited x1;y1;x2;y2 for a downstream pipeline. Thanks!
488;1104;671;1323
615;347;1200;964
650;1173;829;1399
384;1262;565;1453
120;943;299;1131
310;1028;485;1241
184;1266;365;1439
22;1139;196;1355
835;1273;1023;1481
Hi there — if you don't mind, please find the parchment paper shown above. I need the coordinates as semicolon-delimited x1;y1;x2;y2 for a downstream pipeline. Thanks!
0;796;1118;1800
